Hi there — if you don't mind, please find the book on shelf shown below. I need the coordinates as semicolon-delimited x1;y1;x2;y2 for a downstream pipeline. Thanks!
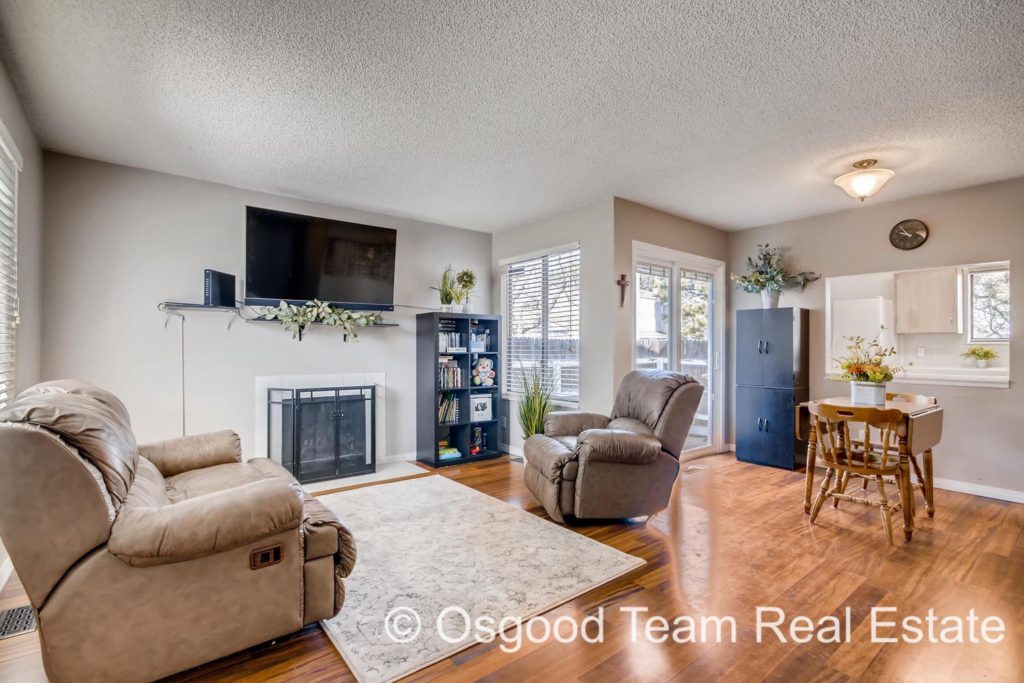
469;327;491;353
438;331;465;353
438;447;462;461
437;394;461;423
438;356;462;388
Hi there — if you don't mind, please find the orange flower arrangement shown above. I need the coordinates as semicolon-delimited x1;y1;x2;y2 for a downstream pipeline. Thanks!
835;326;908;383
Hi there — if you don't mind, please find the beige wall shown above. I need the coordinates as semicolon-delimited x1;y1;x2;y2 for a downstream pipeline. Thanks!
41;154;492;459
493;197;727;451
612;197;729;386
727;177;1024;496
492;198;616;449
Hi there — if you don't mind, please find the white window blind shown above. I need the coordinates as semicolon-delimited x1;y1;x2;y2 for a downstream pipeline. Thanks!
502;245;580;403
0;135;18;407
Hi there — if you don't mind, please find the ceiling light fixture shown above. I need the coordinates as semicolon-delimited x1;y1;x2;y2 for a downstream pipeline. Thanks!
833;159;895;201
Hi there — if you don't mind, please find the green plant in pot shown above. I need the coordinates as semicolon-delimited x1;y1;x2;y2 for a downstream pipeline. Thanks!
517;369;552;438
961;346;998;369
256;300;381;341
431;266;478;312
455;269;477;312
731;243;820;309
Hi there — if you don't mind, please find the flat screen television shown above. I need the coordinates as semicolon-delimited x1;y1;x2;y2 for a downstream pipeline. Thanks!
245;206;397;311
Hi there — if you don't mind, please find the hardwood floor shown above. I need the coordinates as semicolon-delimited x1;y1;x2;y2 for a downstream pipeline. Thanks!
2;454;1022;682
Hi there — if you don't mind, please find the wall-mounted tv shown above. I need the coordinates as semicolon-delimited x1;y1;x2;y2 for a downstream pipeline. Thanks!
245;206;397;311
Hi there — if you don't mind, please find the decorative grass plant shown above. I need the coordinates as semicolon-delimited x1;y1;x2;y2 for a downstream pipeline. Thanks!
517;370;552;438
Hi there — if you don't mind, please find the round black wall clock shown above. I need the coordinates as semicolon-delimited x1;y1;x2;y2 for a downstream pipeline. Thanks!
889;219;929;250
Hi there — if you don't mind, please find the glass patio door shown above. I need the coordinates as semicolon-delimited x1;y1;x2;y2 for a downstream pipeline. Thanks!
678;269;713;450
634;258;717;454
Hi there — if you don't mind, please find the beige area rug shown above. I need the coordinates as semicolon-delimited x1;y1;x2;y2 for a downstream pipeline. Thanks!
318;475;645;683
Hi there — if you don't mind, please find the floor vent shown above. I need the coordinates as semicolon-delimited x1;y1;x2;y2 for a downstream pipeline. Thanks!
682;465;706;474
0;605;36;639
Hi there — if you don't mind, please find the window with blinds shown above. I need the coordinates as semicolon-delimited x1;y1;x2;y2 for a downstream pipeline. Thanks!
0;134;18;407
502;245;580;404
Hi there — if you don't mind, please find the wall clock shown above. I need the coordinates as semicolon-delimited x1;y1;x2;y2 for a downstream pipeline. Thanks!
889;219;929;250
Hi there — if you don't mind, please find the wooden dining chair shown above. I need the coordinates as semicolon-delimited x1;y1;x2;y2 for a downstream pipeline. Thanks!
808;402;910;544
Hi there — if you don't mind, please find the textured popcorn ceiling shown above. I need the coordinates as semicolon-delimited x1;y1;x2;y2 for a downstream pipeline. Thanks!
1;1;1022;231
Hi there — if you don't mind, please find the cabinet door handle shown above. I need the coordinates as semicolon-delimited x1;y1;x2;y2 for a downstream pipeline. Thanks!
763;340;769;354
757;340;763;354
757;417;763;431
763;419;769;432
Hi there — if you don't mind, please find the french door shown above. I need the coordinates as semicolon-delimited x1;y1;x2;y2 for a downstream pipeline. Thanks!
633;243;725;456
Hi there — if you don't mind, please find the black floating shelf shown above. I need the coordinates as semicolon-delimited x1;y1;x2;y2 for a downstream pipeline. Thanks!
159;302;239;312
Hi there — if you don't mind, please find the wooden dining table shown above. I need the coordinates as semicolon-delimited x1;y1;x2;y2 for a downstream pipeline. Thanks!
796;395;944;541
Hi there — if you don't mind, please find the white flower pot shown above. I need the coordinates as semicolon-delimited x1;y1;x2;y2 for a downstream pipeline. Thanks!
440;304;454;313
850;381;886;407
761;290;781;309
975;359;989;369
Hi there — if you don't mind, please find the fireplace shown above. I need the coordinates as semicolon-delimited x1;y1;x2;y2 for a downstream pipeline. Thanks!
267;386;376;483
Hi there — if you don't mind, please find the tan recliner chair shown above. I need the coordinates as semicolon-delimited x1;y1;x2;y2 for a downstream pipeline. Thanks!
0;380;356;683
523;370;704;522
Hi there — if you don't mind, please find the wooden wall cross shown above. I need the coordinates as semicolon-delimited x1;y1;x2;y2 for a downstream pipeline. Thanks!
616;274;630;307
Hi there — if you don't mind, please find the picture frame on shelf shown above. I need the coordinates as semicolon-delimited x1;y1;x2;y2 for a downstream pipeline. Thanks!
470;395;492;422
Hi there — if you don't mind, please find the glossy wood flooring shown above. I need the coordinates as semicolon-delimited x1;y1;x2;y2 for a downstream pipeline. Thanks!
1;454;1022;682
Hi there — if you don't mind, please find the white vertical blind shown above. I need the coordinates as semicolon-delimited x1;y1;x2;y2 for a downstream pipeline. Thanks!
502;245;580;403
0;135;18;407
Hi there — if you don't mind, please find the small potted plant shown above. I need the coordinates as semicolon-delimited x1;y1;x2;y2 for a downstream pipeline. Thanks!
432;266;459;312
454;269;477;312
835;326;907;406
961;346;998;369
731;243;820;308
432;266;478;312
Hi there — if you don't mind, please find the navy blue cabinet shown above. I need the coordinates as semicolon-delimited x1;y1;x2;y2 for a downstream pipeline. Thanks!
735;308;808;470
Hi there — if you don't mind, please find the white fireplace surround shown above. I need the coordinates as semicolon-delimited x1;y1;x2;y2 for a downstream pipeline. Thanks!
254;373;390;468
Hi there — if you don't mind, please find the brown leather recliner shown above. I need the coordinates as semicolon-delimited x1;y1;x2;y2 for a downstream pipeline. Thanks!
0;380;356;683
523;370;704;522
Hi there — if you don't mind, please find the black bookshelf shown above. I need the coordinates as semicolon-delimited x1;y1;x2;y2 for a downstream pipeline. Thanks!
416;312;503;467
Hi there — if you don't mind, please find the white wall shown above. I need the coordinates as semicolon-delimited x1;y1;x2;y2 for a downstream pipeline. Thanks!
727;177;1024;497
41;154;492;459
0;54;43;584
492;198;616;450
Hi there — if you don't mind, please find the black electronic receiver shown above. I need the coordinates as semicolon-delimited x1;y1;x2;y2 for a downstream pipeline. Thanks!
204;269;236;307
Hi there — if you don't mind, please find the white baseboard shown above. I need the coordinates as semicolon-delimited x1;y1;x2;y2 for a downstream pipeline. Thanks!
0;557;12;591
933;478;1024;504
379;451;417;464
502;444;523;458
725;443;735;452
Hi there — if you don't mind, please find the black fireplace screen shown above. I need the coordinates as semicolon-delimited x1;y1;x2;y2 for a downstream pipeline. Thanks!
267;386;376;483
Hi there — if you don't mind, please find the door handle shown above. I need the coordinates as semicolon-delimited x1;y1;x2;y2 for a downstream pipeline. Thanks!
763;419;769;432
757;417;763;431
763;340;769;354
757;340;763;354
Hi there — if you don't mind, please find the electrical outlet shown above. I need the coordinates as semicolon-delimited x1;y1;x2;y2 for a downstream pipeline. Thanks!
916;347;926;358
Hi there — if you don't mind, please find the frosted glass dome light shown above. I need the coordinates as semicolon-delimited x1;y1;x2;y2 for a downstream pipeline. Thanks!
834;159;895;201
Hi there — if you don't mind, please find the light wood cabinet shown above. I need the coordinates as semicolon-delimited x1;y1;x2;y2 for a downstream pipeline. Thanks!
895;267;963;334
